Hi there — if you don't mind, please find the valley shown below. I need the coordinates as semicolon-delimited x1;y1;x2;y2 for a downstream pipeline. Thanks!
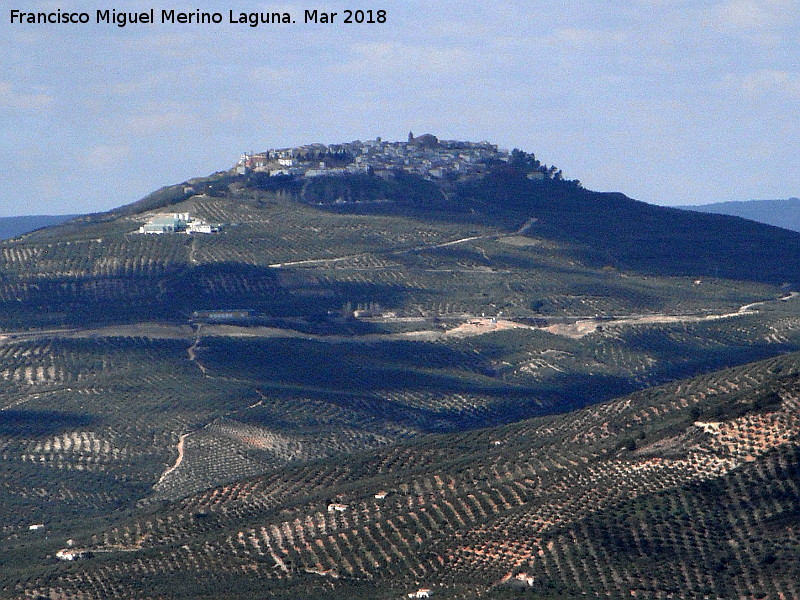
2;290;796;348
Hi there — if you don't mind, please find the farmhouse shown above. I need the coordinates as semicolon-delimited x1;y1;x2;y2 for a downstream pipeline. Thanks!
137;213;220;235
327;503;348;513
138;213;188;234
186;220;219;234
408;588;432;598
56;549;90;561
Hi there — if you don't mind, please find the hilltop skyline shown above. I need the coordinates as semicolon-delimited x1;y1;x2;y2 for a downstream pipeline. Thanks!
1;0;799;217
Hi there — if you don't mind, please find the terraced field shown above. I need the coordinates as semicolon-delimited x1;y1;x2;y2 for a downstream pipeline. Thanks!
6;351;796;600
1;169;800;598
0;174;790;330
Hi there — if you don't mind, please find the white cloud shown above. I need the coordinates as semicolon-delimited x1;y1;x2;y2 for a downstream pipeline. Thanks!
704;0;796;32
123;104;197;134
0;81;54;111
110;71;174;97
738;69;800;98
212;100;244;125
123;31;199;61
247;65;302;87
548;27;628;48
341;41;476;77
78;144;132;169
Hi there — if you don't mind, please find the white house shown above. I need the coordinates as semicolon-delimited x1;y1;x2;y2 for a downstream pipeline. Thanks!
186;219;218;234
56;549;89;561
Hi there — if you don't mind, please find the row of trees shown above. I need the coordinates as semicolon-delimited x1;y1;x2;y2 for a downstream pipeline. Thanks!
294;150;354;167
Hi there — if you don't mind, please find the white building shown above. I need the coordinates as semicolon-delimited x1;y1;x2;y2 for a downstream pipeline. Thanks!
138;213;188;234
56;549;89;561
186;220;218;234
138;213;219;235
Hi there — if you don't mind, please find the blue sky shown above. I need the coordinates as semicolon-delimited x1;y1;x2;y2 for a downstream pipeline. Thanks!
1;0;798;216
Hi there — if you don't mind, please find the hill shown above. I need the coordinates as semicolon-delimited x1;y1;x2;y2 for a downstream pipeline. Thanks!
683;198;800;233
1;136;799;599
0;214;78;240
4;168;800;332
4;350;797;599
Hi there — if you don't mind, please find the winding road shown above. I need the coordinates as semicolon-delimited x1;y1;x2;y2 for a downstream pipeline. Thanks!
156;432;191;485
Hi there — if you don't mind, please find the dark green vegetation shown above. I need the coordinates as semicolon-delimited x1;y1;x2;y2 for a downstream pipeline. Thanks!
0;163;799;598
685;197;800;233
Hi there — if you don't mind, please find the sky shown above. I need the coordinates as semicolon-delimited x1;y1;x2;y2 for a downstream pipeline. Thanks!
1;0;798;217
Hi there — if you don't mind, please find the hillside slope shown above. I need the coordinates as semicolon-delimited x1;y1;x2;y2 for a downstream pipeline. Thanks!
3;171;799;331
453;175;800;283
6;351;798;600
1;149;800;599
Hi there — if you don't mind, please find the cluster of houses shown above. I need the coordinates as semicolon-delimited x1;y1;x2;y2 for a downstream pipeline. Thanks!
136;213;220;235
235;132;526;182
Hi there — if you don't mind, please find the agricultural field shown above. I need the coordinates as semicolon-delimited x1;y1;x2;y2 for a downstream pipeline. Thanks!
1;172;794;331
0;169;799;598
5;350;797;599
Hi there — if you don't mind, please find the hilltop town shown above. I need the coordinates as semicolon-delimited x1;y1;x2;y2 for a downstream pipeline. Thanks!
234;132;557;182
136;134;570;235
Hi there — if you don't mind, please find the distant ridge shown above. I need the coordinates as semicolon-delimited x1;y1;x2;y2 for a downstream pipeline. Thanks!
0;214;79;240
683;197;800;232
